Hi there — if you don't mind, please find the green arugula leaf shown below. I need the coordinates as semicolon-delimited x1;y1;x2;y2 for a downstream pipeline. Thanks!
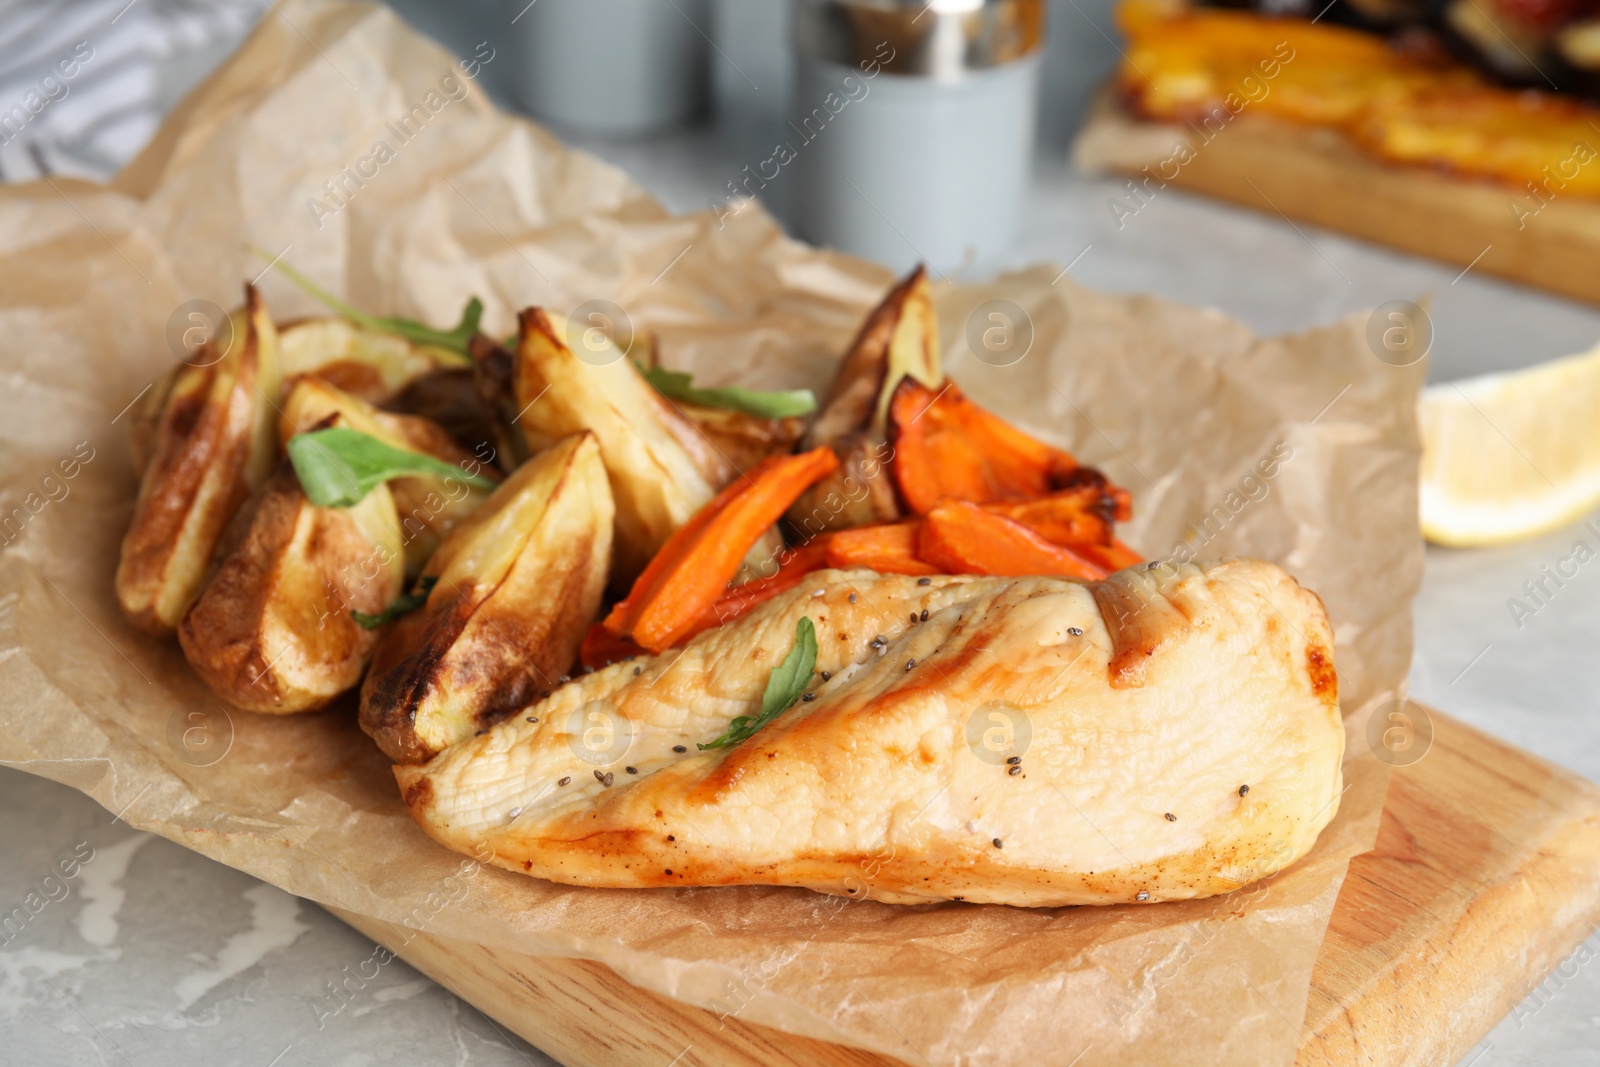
351;575;439;630
640;365;816;419
249;246;480;361
699;617;818;751
287;427;497;508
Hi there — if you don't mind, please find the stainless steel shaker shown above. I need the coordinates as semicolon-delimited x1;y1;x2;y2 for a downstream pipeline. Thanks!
509;0;711;135
790;0;1044;274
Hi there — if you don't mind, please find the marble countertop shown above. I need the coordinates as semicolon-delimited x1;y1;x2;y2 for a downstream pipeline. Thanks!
4;1;1599;1064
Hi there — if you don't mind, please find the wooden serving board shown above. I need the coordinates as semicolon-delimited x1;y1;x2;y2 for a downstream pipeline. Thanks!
1072;91;1600;307
329;707;1600;1067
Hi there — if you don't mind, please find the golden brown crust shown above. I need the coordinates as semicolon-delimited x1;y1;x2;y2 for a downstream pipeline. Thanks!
512;308;714;587
177;463;403;713
789;267;940;535
360;432;614;763
399;559;1345;907
116;285;281;634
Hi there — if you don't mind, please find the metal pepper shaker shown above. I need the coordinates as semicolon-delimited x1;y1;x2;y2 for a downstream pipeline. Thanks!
790;0;1044;274
509;0;711;135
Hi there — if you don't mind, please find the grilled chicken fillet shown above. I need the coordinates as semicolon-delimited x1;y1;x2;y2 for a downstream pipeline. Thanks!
397;559;1344;907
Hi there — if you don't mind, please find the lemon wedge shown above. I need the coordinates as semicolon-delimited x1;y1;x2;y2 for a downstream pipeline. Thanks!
1420;341;1600;546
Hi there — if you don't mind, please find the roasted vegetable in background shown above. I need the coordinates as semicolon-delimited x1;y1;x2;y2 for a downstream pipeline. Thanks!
788;266;942;537
177;463;404;713
279;317;462;405
116;285;282;634
280;378;498;576
385;366;503;462
887;378;1126;514
512;308;715;584
466;333;531;471
1123;0;1600;196
361;432;614;764
672;402;808;479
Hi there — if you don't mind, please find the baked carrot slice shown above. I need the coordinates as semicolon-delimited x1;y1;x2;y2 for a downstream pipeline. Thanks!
1073;537;1144;574
580;624;647;669
917;501;1109;581
604;446;840;652
889;379;1082;513
987;486;1117;548
703;541;833;631
823;521;939;575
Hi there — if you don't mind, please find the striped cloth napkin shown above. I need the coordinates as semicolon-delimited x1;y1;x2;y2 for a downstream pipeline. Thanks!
0;0;266;182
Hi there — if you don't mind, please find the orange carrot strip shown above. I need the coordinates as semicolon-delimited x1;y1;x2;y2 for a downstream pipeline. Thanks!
987;487;1115;548
889;379;1085;513
1073;537;1144;573
580;623;647;670
605;446;840;652
823;521;939;575
602;463;750;637
701;542;833;633
917;501;1110;581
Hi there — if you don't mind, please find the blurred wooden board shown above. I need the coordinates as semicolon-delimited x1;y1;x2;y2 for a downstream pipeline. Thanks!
1072;90;1600;306
329;707;1600;1066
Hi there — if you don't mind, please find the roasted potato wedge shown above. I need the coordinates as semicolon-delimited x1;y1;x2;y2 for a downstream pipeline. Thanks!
279;378;498;576
279;317;460;405
125;366;180;476
789;267;941;534
360;432;614;764
178;463;404;713
116;285;282;634
512;308;714;584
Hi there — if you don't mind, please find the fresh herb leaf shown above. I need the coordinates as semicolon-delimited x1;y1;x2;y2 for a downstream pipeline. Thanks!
287;427;497;508
699;617;818;750
249;246;480;360
351;575;439;629
640;365;816;419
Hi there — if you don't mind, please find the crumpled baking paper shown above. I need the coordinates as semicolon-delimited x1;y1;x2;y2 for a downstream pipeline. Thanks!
0;3;1423;1064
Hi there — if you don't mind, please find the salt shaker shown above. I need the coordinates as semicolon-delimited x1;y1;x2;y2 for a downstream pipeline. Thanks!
509;0;710;135
790;0;1044;274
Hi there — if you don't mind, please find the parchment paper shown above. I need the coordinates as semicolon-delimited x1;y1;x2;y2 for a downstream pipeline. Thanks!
0;3;1424;1064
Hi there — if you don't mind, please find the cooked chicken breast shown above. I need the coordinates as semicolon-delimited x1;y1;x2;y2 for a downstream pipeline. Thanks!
397;559;1344;907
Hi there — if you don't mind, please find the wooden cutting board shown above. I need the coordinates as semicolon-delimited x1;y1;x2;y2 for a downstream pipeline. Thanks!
329;707;1600;1067
1071;91;1600;307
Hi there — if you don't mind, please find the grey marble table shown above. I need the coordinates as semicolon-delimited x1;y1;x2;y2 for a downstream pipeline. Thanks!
4;1;1600;1064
